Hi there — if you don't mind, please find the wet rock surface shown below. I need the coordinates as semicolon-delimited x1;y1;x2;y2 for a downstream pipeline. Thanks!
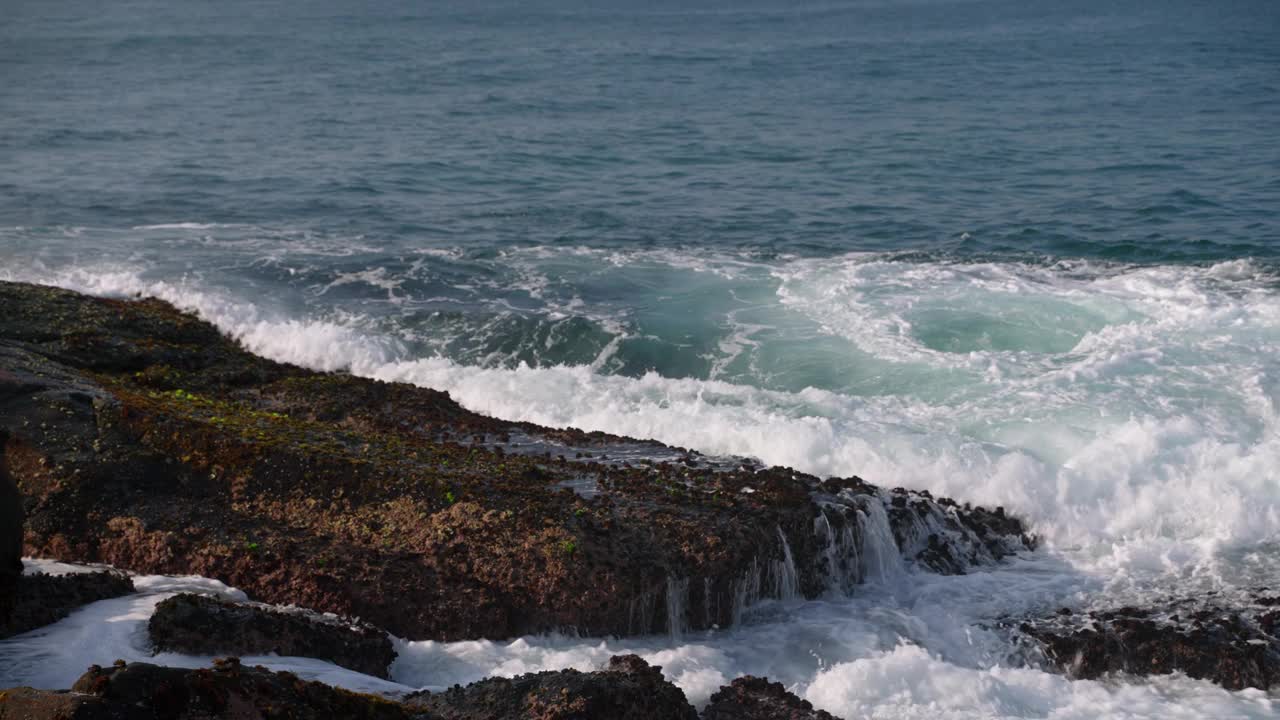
0;656;835;720
0;657;849;720
0;432;21;582
701;676;841;720
0;659;430;720
407;654;699;720
0;570;135;640
149;593;397;679
1014;595;1280;690
0;281;1033;642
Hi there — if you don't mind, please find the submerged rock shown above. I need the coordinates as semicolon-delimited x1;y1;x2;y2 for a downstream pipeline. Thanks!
702;676;841;720
0;571;135;640
149;593;397;679
1014;596;1280;690
0;281;1033;642
407;654;698;720
0;659;427;720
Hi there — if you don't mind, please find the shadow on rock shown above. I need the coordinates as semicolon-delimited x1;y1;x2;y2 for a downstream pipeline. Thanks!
149;593;397;678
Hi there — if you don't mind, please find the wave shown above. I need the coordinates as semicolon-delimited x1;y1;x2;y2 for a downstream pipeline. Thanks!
3;255;1280;717
130;222;244;231
6;255;1279;588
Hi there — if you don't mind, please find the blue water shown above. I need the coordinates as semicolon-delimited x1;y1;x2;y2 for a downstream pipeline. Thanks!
4;1;1280;716
4;0;1277;257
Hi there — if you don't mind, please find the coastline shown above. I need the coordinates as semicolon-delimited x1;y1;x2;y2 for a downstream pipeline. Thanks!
1;280;1275;717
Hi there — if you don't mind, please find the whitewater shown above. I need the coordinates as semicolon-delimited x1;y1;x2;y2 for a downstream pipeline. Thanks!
2;243;1278;719
4;0;1278;714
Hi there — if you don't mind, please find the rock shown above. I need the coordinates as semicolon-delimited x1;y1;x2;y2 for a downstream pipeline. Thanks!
149;593;397;678
0;659;430;720
1014;596;1280;690
0;656;708;720
0;281;1033;642
701;676;841;720
0;429;22;580
0;571;134;640
406;654;698;720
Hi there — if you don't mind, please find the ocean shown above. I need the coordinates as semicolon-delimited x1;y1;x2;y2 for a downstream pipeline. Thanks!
2;0;1279;717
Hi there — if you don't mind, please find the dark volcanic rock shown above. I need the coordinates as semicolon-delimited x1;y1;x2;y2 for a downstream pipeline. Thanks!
0;281;1033;642
0;430;21;581
0;659;430;720
1015;597;1280;690
149;592;397;678
701;676;840;720
0;571;134;640
407;654;698;720
0;656;708;720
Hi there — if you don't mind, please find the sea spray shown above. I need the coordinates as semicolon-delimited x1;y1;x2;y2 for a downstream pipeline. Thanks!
4;256;1279;717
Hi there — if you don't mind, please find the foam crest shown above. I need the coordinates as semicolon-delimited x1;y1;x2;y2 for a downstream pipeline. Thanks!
4;266;401;372
803;644;1276;720
9;259;1280;582
5;256;1280;716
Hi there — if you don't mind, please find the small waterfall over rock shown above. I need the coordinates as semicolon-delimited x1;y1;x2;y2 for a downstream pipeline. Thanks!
626;585;661;636
665;576;688;641
724;526;804;626
813;505;862;595
619;481;1031;638
702;577;713;629
856;493;906;583
770;527;801;601
810;483;1033;593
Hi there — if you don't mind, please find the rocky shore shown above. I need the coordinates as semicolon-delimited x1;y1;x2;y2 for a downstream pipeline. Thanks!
148;593;398;679
6;280;1272;715
0;656;841;720
0;280;1032;643
1012;594;1280;691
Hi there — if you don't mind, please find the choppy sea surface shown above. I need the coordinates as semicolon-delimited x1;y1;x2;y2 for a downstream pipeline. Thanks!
2;0;1280;717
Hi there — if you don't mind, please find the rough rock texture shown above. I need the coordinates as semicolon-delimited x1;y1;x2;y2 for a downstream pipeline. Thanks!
0;659;431;720
0;571;135;640
1;421;135;640
1015;596;1280;690
407;654;698;720
0;281;1033;641
701;676;840;720
0;656;728;720
149;593;397;678
0;430;22;581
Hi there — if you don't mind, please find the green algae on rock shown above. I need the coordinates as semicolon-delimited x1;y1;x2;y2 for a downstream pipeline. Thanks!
0;281;1033;642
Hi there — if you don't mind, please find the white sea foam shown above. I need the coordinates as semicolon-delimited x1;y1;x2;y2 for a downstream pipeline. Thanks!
803;643;1276;720
0;563;405;695
9;256;1280;572
2;561;1273;717
131;222;242;231
3;253;1279;717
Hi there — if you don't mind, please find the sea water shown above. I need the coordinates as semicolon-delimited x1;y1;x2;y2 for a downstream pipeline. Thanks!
2;0;1279;717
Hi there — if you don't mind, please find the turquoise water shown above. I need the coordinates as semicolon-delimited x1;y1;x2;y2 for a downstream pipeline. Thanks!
4;1;1280;717
2;0;1278;383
